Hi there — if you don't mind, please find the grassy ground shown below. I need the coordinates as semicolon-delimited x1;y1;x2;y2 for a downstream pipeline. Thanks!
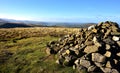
0;27;79;41
0;27;80;73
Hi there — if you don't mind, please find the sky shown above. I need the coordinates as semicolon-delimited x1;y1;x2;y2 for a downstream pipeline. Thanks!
0;0;120;23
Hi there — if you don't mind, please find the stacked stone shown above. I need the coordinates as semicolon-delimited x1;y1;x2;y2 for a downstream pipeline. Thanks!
46;21;120;73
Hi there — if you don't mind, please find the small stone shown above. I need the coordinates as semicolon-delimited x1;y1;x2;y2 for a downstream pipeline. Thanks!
116;52;120;57
111;26;119;32
94;41;102;47
84;45;99;54
73;65;76;69
93;36;102;47
117;41;120;47
92;28;97;33
88;25;95;30
88;65;97;72
101;29;105;33
112;36;119;41
74;59;80;65
111;32;120;36
94;62;105;68
98;22;103;26
79;28;83;32
101;25;107;28
104;23;111;27
104;29;111;38
63;60;69;66
106;61;112;68
113;59;118;65
104;51;111;57
103;38;115;45
85;41;94;46
66;50;70;55
101;67;112;73
75;45;79;49
105;44;111;50
77;65;87;73
70;43;73;47
56;60;60;64
46;47;52;55
80;59;91;68
93;36;97;42
92;53;106;63
111;69;119;73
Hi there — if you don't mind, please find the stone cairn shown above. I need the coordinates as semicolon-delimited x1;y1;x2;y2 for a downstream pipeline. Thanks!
46;21;120;73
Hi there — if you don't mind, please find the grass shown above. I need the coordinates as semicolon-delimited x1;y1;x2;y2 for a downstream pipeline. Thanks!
0;27;80;73
0;27;79;41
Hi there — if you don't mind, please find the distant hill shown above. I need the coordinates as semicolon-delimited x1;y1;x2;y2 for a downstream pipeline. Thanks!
0;18;97;28
50;23;97;28
0;22;32;28
0;18;46;28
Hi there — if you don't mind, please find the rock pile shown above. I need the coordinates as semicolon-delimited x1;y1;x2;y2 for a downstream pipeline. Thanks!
46;21;120;73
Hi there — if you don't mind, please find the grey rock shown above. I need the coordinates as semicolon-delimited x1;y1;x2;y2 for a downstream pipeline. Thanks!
77;65;87;73
105;44;111;50
117;41;120;47
46;47;51;55
111;32;120;36
106;61;112;68
103;38;115;45
73;65;76;69
92;28;98;33
94;62;105;67
84;45;99;54
92;53;106;63
101;67;112;73
104;29;111;38
74;59;80;66
85;41;94;46
113;59;118;65
111;69;119;73
93;36;97;43
104;51;111;57
88;65;97;72
80;54;91;60
94;41;102;47
80;59;91;68
112;36;119;41
88;25;95;30
116;52;120;57
98;22;103;26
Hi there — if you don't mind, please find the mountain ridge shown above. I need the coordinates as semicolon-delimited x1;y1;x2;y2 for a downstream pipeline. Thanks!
0;18;97;28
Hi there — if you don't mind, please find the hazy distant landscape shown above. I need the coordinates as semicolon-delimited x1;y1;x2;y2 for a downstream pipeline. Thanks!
0;18;97;28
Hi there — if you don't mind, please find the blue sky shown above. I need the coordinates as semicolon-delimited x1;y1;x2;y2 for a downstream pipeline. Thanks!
0;0;120;22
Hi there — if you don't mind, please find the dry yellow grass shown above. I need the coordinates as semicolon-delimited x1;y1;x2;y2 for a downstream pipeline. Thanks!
0;27;80;41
